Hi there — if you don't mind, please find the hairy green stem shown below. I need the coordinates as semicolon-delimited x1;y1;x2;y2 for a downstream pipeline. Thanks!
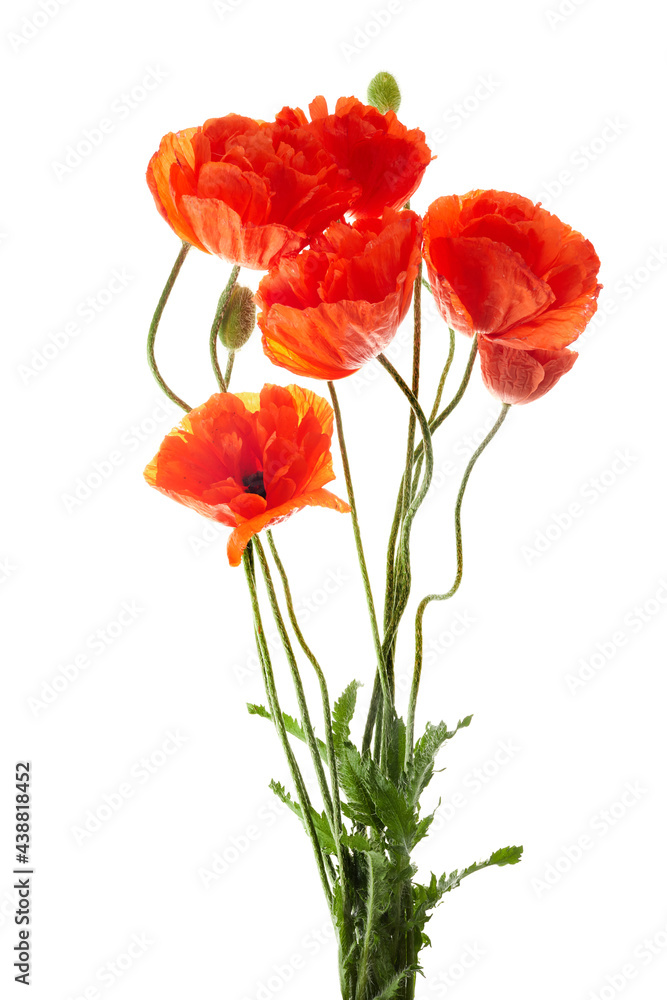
209;265;240;391
147;241;192;411
376;354;434;659
264;532;345;843
242;548;332;907
253;538;336;830
223;350;236;392
375;264;422;748
406;403;510;755
328;381;391;771
429;328;456;422
411;336;478;499
383;323;455;649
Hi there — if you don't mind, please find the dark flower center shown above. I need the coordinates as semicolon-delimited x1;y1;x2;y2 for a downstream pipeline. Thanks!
242;471;266;499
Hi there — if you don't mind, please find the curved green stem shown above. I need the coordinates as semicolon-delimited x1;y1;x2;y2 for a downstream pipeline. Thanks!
147;241;192;412
328;381;391;771
406;403;510;756
427;335;478;438
253;537;336;831
242;547;332;907
209;265;240;391
265;530;353;951
376;354;434;657
383;325;455;644
223;350;236;392
378;264;422;737
410;335;478;499
266;531;343;841
429;328;456;422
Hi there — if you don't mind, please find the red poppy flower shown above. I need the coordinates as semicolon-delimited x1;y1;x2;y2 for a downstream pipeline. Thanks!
144;385;350;566
276;96;432;218
256;208;422;380
146;115;359;270
423;190;601;404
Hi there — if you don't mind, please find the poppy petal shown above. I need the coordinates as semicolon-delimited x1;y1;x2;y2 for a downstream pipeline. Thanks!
226;488;351;567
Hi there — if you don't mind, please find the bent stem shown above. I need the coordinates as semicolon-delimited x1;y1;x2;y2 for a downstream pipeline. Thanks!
242;547;333;907
384;325;456;645
253;537;336;832
328;380;391;771
209;264;241;391
147;240;192;411
429;328;456;422
411;335;478;498
266;530;344;843
406;403;511;756
376;354;434;657
223;350;236;392
376;266;422;752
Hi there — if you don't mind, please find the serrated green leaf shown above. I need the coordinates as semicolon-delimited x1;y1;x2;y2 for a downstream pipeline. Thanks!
412;808;436;848
248;703;328;763
355;851;396;1000
339;747;418;854
437;844;524;896
410;845;523;942
407;716;472;805
338;748;379;830
341;831;377;853
268;779;338;855
332;881;357;998
368;965;417;1000
386;713;407;787
332;680;361;754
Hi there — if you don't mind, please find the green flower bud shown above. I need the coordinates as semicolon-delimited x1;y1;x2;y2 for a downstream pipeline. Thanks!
367;71;402;115
218;285;256;351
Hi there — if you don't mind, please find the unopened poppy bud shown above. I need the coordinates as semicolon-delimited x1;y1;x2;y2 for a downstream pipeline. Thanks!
218;285;256;350
367;72;401;115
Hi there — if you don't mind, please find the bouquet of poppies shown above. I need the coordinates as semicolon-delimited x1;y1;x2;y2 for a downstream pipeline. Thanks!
143;72;601;1000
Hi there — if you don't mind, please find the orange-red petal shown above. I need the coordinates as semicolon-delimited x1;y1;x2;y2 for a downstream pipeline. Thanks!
144;386;350;564
478;336;578;405
424;190;600;403
257;208;422;380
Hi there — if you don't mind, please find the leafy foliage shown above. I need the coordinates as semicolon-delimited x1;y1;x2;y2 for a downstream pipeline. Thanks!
249;686;523;1000
268;779;337;855
333;680;362;754
407;716;472;806
247;702;328;762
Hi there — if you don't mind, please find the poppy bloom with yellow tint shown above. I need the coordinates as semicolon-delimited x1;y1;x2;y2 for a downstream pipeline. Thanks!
423;190;601;404
144;385;350;566
257;208;422;381
146;115;359;270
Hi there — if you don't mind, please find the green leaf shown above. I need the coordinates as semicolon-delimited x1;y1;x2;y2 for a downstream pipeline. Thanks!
339;747;418;853
337;748;380;830
341;831;377;853
247;703;328;763
437;844;524;896
355;851;396;1000
368;965;418;1000
407;716;472;805
412;808;437;848
332;881;357;997
268;779;337;855
410;845;523;942
332;680;361;754
386;713;407;787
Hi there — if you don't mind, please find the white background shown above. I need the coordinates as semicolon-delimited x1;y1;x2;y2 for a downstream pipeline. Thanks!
2;0;666;998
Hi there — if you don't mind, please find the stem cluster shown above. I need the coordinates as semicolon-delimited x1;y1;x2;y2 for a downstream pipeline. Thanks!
146;242;520;1000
